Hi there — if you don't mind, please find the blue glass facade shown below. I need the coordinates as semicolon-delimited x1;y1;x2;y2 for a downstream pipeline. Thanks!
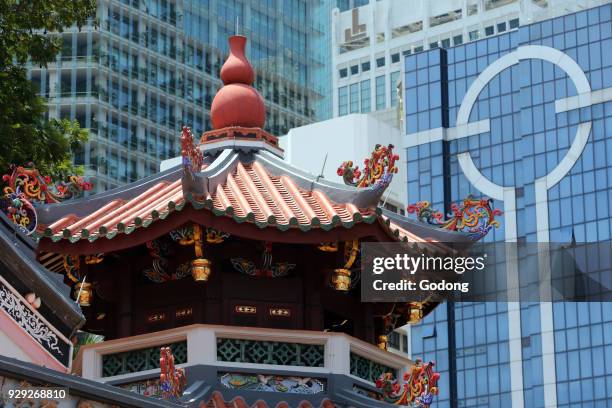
405;4;612;407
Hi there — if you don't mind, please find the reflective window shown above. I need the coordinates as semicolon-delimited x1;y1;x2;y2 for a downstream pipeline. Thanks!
360;79;371;113
349;83;359;113
375;75;386;110
338;86;348;116
404;5;612;404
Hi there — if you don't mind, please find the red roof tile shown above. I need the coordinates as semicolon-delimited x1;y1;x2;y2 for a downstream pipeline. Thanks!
201;391;336;408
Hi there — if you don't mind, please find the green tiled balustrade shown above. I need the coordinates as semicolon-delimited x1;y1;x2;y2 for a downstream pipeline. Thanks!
216;338;324;367
102;341;187;377
349;352;396;383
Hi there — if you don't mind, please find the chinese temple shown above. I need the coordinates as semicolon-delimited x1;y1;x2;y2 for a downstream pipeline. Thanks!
0;36;499;408
0;190;174;407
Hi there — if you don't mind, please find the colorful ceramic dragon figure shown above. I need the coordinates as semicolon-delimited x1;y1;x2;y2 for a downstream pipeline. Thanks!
407;195;502;240
337;144;399;191
2;163;92;204
180;126;203;173
0;188;38;235
159;347;187;401
375;359;440;407
1;164;92;235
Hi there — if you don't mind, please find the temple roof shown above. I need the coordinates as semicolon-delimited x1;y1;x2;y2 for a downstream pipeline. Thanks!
34;143;441;250
31;128;486;258
36;149;385;242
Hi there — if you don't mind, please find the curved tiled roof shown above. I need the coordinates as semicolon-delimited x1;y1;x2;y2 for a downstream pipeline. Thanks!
34;129;479;251
35;151;383;243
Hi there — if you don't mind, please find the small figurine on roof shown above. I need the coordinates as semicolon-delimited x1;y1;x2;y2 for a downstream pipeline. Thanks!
375;359;440;407
160;346;187;401
1;163;92;235
408;195;502;240
337;144;399;190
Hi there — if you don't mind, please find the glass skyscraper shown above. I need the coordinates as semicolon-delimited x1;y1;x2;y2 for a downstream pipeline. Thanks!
404;3;612;407
28;0;327;192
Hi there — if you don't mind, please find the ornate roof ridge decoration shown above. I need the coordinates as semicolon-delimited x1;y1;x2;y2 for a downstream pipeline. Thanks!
180;126;203;174
2;164;93;204
1;163;92;235
211;35;266;130
337;144;399;191
159;346;187;401
199;126;284;158
375;359;440;407
407;195;502;240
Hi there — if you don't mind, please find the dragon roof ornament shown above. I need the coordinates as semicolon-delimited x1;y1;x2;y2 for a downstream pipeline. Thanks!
160;346;187;401
1;164;92;235
375;359;440;407
407;195;502;240
180;126;204;174
337;144;399;191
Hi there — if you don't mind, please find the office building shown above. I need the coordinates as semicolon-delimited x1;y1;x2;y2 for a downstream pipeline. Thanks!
404;3;612;407
28;0;326;192
331;0;604;124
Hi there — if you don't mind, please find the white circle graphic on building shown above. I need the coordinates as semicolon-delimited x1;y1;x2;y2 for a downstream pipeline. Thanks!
455;45;592;204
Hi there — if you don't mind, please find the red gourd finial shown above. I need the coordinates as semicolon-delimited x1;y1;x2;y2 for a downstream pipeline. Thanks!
210;35;266;130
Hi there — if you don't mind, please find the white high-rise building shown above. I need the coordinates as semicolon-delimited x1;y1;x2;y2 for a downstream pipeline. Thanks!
331;0;605;122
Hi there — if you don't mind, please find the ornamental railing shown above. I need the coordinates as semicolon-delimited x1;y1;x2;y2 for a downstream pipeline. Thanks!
102;341;187;377
350;352;397;382
216;338;324;367
0;274;73;370
76;324;412;384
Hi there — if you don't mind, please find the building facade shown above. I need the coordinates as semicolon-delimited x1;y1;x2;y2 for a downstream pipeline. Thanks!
331;0;606;123
404;3;612;407
28;0;326;192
